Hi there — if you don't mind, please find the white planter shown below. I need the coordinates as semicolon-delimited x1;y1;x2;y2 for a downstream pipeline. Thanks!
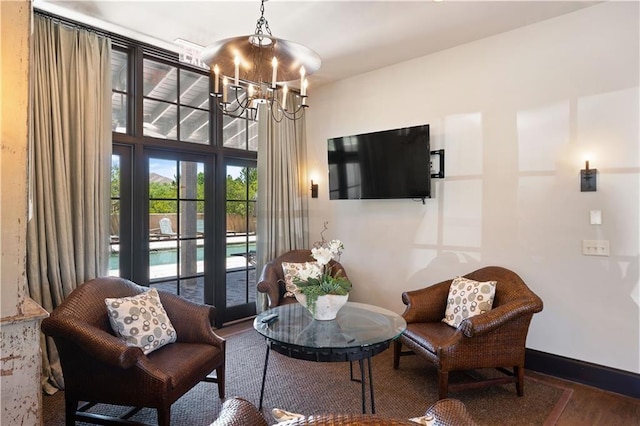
295;293;349;320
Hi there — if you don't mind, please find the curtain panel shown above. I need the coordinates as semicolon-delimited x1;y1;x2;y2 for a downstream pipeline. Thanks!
256;98;310;311
28;15;112;393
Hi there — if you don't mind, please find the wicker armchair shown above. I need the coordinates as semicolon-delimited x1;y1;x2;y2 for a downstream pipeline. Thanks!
257;249;349;309
393;266;543;399
211;397;477;426
41;276;226;426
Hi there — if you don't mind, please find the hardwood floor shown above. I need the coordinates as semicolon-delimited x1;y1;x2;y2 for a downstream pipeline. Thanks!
218;319;640;425
526;370;640;425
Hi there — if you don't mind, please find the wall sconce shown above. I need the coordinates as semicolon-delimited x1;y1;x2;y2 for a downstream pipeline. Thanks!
580;160;597;192
310;180;318;198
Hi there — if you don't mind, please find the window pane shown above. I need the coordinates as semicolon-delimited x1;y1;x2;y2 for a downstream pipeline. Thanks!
111;49;127;91
179;201;201;239
180;70;210;109
143;59;177;99
112;49;128;134
247;120;258;152
110;154;121;276
180;106;209;144
111;155;120;197
143;99;177;139
149;158;177;195
179;240;200;275
223;116;246;149
179;277;203;303
112;93;127;133
149;243;177;279
247;168;257;201
226;166;246;200
178;161;204;198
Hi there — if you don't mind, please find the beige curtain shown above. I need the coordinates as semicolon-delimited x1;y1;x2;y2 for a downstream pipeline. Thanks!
27;15;112;393
256;96;310;311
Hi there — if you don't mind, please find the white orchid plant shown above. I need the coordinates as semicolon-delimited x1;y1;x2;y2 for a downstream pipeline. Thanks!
294;223;352;312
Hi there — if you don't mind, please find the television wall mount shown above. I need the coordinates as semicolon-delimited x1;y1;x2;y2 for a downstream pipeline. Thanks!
430;149;445;178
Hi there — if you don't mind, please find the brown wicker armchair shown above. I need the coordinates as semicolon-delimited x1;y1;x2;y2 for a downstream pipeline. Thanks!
257;249;349;309
393;266;543;399
211;396;477;425
41;276;226;426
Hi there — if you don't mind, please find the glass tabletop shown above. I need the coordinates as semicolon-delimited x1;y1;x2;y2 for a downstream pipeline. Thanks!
253;302;407;350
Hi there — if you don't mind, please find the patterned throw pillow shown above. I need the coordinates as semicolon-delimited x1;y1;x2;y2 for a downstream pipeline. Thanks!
442;276;496;328
105;288;177;355
281;261;322;297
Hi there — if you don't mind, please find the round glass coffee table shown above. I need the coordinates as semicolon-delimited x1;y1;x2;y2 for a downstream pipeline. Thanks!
254;301;407;414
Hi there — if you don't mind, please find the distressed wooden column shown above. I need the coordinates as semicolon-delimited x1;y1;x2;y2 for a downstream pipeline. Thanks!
1;1;49;425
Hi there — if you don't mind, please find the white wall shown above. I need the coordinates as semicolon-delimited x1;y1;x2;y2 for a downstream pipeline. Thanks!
306;2;640;374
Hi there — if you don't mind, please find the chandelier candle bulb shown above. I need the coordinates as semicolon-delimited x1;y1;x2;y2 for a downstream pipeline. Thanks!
222;76;228;103
248;84;255;98
271;57;278;88
213;65;220;94
282;84;288;110
302;78;308;98
234;55;240;86
300;66;306;93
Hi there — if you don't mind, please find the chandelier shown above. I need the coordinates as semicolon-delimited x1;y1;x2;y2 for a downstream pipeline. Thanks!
200;0;321;121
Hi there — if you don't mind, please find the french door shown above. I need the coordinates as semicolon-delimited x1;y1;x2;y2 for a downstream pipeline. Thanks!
222;160;258;321
144;151;213;306
110;148;257;326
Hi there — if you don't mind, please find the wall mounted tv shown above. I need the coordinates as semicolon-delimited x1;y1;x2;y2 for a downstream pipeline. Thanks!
328;124;431;201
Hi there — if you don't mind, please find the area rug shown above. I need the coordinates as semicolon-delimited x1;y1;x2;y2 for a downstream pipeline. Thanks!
43;329;572;425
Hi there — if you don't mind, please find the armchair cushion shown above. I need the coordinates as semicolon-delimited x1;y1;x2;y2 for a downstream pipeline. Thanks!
281;261;322;297
105;287;177;354
442;276;496;328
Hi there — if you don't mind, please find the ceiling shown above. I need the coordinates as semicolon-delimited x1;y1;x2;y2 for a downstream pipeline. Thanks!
34;0;600;88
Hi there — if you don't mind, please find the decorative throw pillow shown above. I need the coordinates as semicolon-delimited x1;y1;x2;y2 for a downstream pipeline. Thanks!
281;261;322;297
442;276;496;328
105;288;177;355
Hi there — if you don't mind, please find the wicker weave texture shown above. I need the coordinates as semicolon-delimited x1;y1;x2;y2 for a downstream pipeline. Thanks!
257;249;349;308
41;276;226;426
394;266;543;399
212;397;478;426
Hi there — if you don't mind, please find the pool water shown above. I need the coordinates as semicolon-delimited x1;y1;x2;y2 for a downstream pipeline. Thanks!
109;243;256;270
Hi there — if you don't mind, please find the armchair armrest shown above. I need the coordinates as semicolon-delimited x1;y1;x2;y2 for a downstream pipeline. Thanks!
401;280;452;323
425;398;478;425
458;298;543;338
211;397;268;426
159;292;225;350
257;261;283;308
41;315;142;369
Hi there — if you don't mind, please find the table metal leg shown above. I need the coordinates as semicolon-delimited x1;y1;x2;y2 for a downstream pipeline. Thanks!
367;356;375;414
352;357;376;414
259;345;270;411
358;359;366;414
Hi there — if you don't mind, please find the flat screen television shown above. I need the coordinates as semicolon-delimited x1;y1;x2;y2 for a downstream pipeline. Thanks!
327;124;431;200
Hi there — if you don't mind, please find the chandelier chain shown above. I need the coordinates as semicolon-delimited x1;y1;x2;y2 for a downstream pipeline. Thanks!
254;0;273;37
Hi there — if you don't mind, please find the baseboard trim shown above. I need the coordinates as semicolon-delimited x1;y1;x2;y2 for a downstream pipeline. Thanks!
525;348;640;399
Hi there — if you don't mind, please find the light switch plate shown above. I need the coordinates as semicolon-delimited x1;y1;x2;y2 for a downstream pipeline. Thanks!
582;239;610;256
590;210;602;225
